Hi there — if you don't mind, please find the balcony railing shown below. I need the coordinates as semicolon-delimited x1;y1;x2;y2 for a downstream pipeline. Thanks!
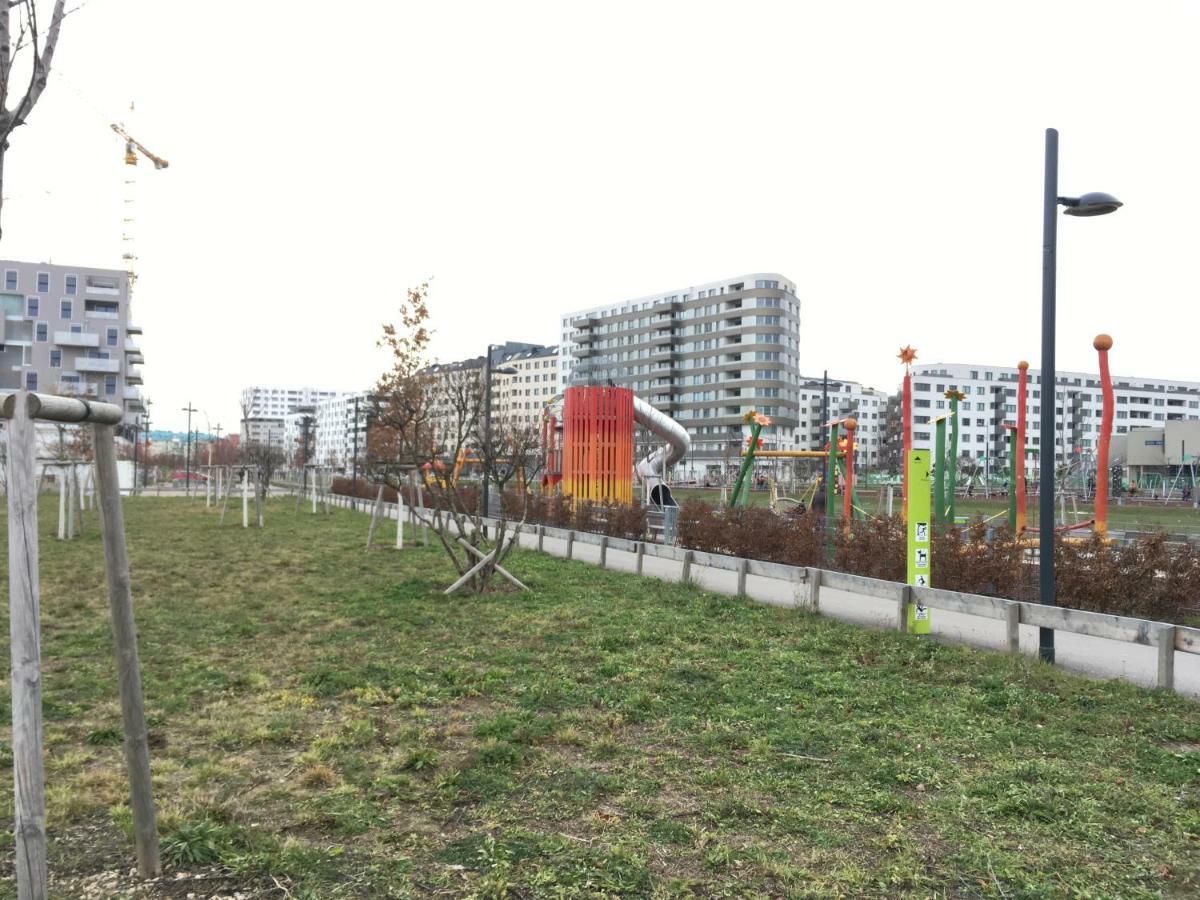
55;331;100;348
75;357;120;374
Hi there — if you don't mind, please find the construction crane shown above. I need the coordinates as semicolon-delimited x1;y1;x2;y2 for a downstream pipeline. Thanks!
111;108;168;284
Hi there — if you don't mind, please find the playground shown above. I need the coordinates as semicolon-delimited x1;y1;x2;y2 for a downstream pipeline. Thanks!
2;496;1198;898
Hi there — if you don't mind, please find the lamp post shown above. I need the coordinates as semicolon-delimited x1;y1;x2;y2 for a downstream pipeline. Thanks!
1039;127;1122;664
481;345;519;533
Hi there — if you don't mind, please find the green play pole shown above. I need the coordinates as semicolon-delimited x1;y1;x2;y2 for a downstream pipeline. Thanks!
825;422;839;547
729;420;762;508
947;394;960;524
934;416;947;526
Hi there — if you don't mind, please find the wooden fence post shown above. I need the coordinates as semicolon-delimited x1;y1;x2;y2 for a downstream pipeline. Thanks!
736;558;748;597
395;496;404;549
897;585;911;633
66;464;76;540
807;567;822;612
1158;626;1177;692
241;468;249;528
57;467;67;540
93;423;160;877
6;393;49;898
598;536;608;569
681;550;694;584
366;485;385;548
636;542;645;575
1006;602;1021;654
565;531;575;560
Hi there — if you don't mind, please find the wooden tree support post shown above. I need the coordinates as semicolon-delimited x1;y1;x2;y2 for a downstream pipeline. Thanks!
6;394;48;898
366;485;385;548
66;464;76;540
94;422;160;877
395;495;404;550
444;549;497;595
57;467;67;540
241;468;249;529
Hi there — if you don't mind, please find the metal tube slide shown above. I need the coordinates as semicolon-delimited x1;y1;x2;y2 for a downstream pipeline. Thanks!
633;396;690;501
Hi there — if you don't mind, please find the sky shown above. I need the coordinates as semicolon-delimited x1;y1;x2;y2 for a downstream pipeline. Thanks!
1;0;1198;432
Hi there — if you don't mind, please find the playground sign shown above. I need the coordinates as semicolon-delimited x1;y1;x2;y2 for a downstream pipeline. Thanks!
906;450;932;634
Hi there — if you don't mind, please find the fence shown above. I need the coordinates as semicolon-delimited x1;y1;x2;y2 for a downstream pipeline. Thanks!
316;492;1197;697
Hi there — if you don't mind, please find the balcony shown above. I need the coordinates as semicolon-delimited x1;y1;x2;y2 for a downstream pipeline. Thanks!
75;357;120;374
85;309;119;320
55;330;100;348
126;366;144;384
125;337;141;353
569;314;599;329
573;330;596;345
128;352;145;365
124;389;146;412
126;321;143;334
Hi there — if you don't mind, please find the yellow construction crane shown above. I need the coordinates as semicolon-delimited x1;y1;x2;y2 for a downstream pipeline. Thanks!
110;123;169;170
110;110;168;283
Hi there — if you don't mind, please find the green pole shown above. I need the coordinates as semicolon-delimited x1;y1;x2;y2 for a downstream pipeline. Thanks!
934;416;947;527
729;421;762;508
1007;430;1017;531
947;394;960;524
825;422;839;544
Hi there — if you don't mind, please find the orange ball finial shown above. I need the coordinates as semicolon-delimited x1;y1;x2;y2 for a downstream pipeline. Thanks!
1093;334;1113;351
843;418;858;431
1017;360;1029;370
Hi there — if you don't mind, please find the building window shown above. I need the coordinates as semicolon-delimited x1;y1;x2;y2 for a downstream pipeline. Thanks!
60;299;72;319
65;274;77;295
50;349;61;368
26;296;38;317
70;323;82;334
35;322;47;342
105;374;117;396
107;327;119;347
36;272;49;293
4;269;17;291
25;372;36;390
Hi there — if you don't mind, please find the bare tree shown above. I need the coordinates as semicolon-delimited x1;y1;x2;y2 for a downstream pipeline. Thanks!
0;1;68;239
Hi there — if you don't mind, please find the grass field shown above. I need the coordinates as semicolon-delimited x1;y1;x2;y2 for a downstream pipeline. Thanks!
2;497;1199;897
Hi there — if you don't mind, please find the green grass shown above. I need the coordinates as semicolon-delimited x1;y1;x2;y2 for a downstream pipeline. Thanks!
2;497;1200;897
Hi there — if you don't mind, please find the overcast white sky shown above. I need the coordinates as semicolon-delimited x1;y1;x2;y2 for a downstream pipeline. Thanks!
2;0;1198;431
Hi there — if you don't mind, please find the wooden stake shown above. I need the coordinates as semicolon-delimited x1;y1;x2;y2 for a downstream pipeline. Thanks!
93;423;160;877
366;485;384;548
6;393;48;899
66;464;76;540
242;469;249;529
57;468;66;540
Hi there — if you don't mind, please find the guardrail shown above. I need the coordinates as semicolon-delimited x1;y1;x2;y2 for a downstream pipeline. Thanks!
316;491;1195;695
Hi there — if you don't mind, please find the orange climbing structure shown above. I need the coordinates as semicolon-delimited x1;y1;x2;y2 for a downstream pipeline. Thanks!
560;386;635;504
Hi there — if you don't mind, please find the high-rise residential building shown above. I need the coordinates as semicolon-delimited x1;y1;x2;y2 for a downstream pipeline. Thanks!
0;259;146;419
314;391;373;472
903;361;1200;475
239;385;345;449
560;273;802;473
796;376;891;469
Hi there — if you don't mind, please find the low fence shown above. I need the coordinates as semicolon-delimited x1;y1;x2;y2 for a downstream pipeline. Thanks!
317;492;1197;697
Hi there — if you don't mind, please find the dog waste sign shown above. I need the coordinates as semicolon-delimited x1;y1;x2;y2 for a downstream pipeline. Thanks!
907;450;932;634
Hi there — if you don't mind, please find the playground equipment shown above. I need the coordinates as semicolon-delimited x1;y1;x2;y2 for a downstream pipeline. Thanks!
1094;334;1114;537
544;385;691;507
898;345;917;520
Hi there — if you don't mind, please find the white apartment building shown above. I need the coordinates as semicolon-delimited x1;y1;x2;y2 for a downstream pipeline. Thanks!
908;362;1200;474
494;345;559;431
314;391;373;472
560;273;803;471
796;377;891;469
239;385;344;449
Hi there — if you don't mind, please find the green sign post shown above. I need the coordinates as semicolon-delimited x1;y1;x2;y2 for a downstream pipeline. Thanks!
906;449;932;634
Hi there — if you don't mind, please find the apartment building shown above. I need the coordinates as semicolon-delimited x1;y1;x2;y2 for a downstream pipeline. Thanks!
239;385;344;449
905;362;1200;474
796;376;891;469
493;345;559;431
0;259;146;420
560;273;802;472
314;391;373;472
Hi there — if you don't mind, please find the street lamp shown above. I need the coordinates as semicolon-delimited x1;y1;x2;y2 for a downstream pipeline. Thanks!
1039;127;1121;664
481;345;519;531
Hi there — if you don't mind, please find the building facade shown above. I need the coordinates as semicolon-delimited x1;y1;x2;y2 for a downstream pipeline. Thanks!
906;362;1200;475
0;259;146;420
493;345;559;431
560;273;802;471
796;376;891;470
314;391;373;472
239;385;344;449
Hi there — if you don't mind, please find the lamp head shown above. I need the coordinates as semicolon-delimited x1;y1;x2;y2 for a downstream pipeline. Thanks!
1061;192;1123;217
